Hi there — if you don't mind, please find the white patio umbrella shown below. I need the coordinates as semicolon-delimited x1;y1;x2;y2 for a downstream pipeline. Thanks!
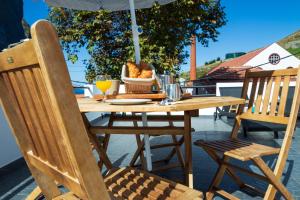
45;0;176;171
45;0;175;64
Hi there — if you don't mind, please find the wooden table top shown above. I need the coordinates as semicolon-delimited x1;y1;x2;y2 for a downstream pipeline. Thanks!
78;96;245;113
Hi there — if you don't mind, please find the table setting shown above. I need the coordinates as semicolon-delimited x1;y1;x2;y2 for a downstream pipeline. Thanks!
77;61;245;188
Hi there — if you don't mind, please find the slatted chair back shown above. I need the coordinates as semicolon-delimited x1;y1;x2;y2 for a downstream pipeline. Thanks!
231;67;300;137
230;66;300;198
0;20;110;200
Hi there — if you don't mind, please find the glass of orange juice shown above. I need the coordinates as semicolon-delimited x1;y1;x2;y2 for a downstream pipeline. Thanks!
96;75;112;102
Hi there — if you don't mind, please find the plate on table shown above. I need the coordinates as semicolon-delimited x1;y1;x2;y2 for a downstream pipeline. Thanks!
105;99;152;105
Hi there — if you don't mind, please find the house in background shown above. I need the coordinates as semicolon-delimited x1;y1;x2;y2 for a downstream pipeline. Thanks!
191;42;300;97
203;42;300;84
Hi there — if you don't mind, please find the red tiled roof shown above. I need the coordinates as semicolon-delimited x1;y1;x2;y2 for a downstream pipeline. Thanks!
205;66;262;81
207;47;266;75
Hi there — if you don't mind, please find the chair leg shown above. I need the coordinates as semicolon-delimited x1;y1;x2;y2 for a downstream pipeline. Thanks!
206;155;231;200
164;136;184;163
274;131;279;139
26;186;42;200
28;166;61;199
243;126;248;138
135;135;147;169
130;113;147;169
130;137;145;167
171;135;185;168
98;134;111;170
89;133;113;170
214;108;218;121
164;113;185;167
203;147;245;188
252;157;293;200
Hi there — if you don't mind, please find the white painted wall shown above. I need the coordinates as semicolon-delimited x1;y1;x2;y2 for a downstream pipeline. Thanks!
245;43;300;70
0;106;22;168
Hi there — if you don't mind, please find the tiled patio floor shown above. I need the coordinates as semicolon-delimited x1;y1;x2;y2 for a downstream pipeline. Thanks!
1;115;300;200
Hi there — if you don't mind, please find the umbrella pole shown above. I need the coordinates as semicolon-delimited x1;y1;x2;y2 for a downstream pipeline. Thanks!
129;0;152;171
129;0;141;64
142;113;152;171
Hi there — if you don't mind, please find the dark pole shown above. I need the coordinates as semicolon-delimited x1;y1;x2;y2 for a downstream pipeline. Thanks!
190;35;197;81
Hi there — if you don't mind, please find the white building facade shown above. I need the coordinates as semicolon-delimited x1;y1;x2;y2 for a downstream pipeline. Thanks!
245;43;300;70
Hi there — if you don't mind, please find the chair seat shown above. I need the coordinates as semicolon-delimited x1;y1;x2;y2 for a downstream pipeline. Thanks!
104;167;203;200
194;139;280;161
53;167;203;200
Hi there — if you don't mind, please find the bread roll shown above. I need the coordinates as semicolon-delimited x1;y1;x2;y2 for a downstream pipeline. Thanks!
138;69;153;78
127;61;140;78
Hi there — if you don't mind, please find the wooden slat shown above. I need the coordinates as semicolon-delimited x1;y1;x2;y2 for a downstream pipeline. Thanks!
118;172;179;198
27;152;84;198
198;139;280;161
7;71;48;159
31;67;76;177
1;73;38;155
270;76;281;115
105;168;182;200
230;71;250;139
112;115;184;122
247;68;298;78
278;76;291;116
239;113;288;124
261;77;273;114
16;70;58;163
104;168;203;200
254;77;265;114
23;68;64;170
52;192;79;200
213;188;240;200
89;126;185;135
0;40;38;72
0;73;61;199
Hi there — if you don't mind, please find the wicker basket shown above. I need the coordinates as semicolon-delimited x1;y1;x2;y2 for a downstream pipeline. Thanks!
121;63;157;93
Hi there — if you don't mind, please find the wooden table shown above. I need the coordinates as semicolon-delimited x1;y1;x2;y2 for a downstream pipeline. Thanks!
78;96;245;188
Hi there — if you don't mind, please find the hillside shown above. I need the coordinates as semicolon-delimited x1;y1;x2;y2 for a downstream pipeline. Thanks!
181;29;300;80
180;61;221;80
278;29;300;59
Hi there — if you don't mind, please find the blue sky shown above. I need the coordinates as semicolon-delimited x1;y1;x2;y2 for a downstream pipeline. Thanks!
24;0;300;82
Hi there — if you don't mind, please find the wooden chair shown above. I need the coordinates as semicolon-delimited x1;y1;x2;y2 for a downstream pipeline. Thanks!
0;20;203;200
195;67;300;200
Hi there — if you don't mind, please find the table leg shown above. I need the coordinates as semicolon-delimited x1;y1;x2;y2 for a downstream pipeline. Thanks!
184;111;193;188
142;113;152;171
166;112;185;168
98;113;114;170
131;112;146;169
81;113;113;170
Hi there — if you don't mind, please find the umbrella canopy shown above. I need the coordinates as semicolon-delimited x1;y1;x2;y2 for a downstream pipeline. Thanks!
46;0;174;11
45;0;175;64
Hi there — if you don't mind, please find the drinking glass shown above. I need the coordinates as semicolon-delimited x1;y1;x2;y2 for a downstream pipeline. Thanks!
95;75;112;102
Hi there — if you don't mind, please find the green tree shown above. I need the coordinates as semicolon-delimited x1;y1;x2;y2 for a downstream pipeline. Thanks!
49;0;226;81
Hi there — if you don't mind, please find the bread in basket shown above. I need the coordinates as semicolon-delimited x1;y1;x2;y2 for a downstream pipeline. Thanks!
121;61;157;93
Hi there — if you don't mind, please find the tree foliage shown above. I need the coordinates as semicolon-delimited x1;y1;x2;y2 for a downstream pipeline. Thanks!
49;0;226;83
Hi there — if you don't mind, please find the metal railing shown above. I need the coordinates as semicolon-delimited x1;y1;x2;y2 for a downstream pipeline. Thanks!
181;85;216;97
